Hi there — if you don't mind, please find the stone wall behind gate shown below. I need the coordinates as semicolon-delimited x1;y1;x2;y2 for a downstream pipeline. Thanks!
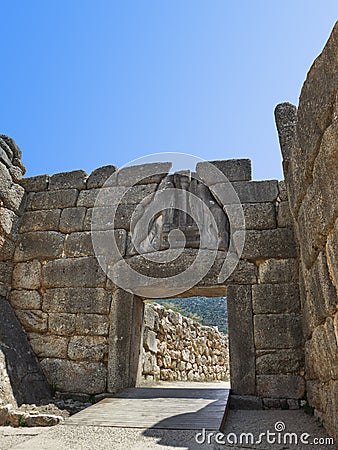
141;303;229;383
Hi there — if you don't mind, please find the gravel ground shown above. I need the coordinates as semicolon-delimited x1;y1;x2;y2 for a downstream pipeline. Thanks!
0;427;48;450
1;409;334;450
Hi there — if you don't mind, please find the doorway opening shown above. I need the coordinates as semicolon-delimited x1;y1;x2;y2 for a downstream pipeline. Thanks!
140;295;230;386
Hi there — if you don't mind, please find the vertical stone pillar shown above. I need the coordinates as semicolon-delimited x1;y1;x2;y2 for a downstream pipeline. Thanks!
129;295;145;387
108;288;144;393
227;284;256;395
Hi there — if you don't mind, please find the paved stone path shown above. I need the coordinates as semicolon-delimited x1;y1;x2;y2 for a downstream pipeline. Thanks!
65;382;230;430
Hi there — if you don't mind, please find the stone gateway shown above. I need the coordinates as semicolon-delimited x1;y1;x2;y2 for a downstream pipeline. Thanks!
0;22;337;441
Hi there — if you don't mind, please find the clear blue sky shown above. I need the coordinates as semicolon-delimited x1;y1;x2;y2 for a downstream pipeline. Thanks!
1;1;337;180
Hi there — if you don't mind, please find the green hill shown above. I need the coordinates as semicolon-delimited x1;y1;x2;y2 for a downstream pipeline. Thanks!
149;296;228;334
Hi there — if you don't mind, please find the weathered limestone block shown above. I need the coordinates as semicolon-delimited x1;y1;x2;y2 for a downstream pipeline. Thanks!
122;183;158;204
11;158;25;175
15;310;48;333
258;258;297;284
76;189;100;208
0;403;11;424
0;163;26;214
0;301;51;404
277;201;293;228
110;203;140;230
0;145;13;168
0;161;12;184
254;315;303;350
296;23;338;191
75;314;109;336
303;251;337;318
168;309;182;326
0;145;12;167
78;184;157;209
0;285;7;297
297;121;338;267
326;218;338;292
20;174;49;192
257;375;305;399
242;203;276;230
48;313;76;336
196;159;252;184
0;350;17;406
49;170;87;190
6;411;64;427
42;257;106;288
19;209;61;233
305;317;338;382
64;232;93;257
12;260;41;289
108;290;134;390
274;103;300;206
28;333;68;358
76;230;126;262
252;283;300;314
114;250;254;298
116;162;171;186
211;180;278;205
0;235;15;261
0;207;20;238
40;358;106;394
47;311;109;337
227;285;255;395
305;380;326;415
68;336;108;361
143;304;158;329
85;205;136;231
9;290;41;310
42;288;111;314
0;261;13;285
27;189;78;210
0;135;22;161
301;289;327;341
86;165;117;189
59;207;86;233
143;352;158;375
307;379;338;440
14;232;64;262
1;182;25;216
256;349;304;375
275;102;297;169
236;229;297;260
325;381;337;441
108;290;144;393
143;329;157;353
278;181;288;201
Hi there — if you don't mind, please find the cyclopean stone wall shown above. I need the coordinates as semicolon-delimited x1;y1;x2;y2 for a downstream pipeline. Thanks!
13;168;118;395
0;137;51;406
275;22;338;440
141;303;229;383
0;135;25;301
